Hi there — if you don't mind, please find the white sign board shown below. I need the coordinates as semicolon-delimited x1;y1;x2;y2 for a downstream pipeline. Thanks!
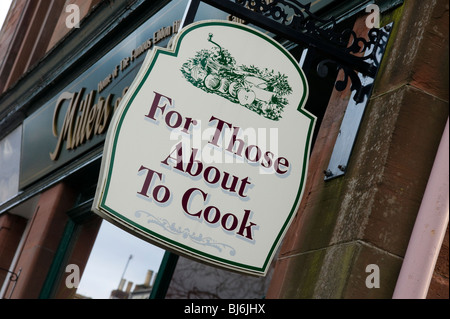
93;20;315;276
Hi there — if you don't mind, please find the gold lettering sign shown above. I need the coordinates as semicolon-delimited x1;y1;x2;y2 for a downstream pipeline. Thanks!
50;87;128;161
50;20;181;161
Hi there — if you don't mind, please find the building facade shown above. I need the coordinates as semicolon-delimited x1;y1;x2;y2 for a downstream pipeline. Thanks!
0;0;448;299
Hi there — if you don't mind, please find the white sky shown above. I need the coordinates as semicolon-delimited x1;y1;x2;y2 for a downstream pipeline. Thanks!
0;0;13;31
76;220;165;299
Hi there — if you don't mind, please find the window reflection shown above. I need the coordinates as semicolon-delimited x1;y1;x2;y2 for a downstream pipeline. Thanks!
75;220;165;299
0;126;21;205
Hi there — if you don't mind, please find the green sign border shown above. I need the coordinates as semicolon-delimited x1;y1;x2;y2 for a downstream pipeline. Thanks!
99;20;315;275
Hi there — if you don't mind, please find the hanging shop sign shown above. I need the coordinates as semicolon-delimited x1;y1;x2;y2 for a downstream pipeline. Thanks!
93;20;315;276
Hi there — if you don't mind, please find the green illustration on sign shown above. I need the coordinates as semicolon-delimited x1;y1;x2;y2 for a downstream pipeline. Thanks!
181;33;292;121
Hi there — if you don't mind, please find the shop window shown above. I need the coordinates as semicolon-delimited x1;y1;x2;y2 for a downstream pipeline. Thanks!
40;201;166;299
0;126;21;206
38;162;166;299
0;194;39;299
76;220;165;299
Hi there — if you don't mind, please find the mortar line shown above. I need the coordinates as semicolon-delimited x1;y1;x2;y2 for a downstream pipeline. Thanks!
277;239;404;261
371;82;449;104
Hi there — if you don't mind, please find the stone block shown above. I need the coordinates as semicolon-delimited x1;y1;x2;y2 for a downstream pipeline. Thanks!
375;0;449;100
350;85;448;256
269;241;403;299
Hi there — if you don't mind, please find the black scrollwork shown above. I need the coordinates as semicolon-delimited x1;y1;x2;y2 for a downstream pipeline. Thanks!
0;267;19;282
225;0;387;102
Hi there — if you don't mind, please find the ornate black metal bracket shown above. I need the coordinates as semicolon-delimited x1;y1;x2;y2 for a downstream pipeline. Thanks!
181;0;392;103
180;0;395;181
324;22;393;180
